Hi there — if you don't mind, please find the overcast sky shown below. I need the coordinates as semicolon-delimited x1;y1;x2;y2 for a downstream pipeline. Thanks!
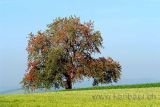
0;0;160;92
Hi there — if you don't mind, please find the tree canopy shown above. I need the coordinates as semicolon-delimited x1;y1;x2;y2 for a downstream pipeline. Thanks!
21;16;122;90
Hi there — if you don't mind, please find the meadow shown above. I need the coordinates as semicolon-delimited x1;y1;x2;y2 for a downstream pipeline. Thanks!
1;83;160;107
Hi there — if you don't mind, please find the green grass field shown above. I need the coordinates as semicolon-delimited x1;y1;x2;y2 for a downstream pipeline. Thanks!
1;83;160;107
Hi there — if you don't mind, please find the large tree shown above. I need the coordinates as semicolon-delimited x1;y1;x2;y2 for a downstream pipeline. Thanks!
21;16;121;90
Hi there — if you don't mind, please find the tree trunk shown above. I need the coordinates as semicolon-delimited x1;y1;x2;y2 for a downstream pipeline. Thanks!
65;74;72;89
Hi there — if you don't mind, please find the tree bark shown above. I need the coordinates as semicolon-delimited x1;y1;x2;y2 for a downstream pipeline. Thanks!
65;74;72;89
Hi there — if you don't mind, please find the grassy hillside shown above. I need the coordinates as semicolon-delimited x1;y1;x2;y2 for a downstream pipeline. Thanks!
1;82;160;94
65;82;160;91
1;83;160;107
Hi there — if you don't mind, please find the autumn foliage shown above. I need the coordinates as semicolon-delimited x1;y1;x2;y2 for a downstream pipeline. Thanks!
21;16;122;90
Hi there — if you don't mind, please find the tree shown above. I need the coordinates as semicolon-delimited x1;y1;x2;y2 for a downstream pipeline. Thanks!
21;16;122;90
